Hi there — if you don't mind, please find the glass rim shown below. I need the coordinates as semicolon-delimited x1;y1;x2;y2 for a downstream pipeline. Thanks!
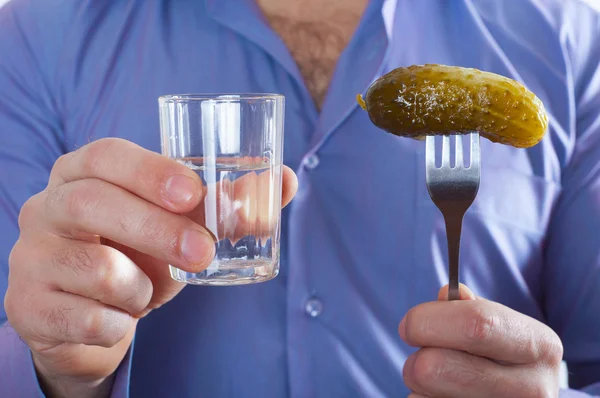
159;93;284;103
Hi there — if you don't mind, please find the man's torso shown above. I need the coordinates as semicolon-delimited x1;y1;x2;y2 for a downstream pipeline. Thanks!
0;0;594;396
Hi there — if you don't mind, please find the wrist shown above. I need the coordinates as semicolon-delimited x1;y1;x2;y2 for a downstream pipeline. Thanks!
33;357;115;398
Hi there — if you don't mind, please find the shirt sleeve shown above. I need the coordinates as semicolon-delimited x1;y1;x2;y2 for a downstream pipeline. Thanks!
543;2;600;395
561;388;600;398
0;2;134;397
0;323;135;398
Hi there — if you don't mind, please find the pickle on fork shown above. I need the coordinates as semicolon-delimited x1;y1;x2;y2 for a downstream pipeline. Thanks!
358;64;548;148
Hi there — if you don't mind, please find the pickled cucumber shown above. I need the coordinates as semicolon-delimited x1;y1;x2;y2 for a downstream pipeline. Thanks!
358;64;548;148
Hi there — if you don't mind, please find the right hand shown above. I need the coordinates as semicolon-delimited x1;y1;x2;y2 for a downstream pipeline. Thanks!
4;138;297;398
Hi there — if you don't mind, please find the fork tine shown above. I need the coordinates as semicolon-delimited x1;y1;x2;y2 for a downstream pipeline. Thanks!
424;131;481;302
470;132;481;170
426;135;436;169
455;135;464;168
441;135;450;167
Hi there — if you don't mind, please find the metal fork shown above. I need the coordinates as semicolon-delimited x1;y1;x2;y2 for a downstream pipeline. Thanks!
425;133;481;301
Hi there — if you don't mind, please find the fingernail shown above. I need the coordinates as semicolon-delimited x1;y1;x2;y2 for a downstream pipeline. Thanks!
165;175;197;205
399;317;407;341
181;229;215;267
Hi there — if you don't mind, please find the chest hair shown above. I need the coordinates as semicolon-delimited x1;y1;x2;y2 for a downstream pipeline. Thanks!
259;2;367;110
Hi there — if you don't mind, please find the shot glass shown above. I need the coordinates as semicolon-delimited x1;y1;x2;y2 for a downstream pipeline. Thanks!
159;93;285;285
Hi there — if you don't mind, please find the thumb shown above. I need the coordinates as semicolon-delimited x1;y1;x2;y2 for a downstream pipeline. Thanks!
437;283;477;301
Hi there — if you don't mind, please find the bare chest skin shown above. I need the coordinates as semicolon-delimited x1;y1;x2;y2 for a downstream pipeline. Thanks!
257;0;368;110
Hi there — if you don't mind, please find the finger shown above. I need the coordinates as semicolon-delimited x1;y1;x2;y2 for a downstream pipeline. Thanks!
229;166;290;238
49;138;204;213
281;165;298;208
104;240;187;317
29;238;153;316
403;348;550;398
437;283;476;301
196;168;275;240
398;299;563;365
6;287;132;349
184;165;297;241
43;178;215;272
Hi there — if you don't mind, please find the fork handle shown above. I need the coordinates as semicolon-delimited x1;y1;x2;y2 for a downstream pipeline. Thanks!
444;213;464;301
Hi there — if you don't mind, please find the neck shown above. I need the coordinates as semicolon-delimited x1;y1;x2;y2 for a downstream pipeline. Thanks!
257;0;369;110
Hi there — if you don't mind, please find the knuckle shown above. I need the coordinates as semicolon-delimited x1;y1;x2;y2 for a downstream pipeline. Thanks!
466;304;495;343
44;184;69;217
81;308;128;347
95;260;119;300
3;286;19;324
52;244;95;276
95;261;124;306
520;326;563;366
46;180;106;224
7;240;25;272
97;249;152;314
137;270;154;304
126;277;153;315
52;153;72;176
540;331;564;366
47;153;73;186
521;333;539;359
79;138;118;176
61;181;99;220
412;348;445;386
65;185;91;219
41;305;73;342
18;195;40;230
81;309;105;341
4;284;36;334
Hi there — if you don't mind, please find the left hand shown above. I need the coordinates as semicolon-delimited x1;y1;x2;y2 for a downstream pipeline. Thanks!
399;284;564;398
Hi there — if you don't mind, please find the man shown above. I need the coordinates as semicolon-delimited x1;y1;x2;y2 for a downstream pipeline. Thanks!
0;0;599;396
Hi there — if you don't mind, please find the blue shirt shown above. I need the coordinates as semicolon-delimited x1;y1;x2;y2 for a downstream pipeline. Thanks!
1;0;600;397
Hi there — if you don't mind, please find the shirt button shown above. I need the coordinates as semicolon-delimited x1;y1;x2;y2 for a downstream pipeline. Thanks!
305;298;323;318
303;154;320;169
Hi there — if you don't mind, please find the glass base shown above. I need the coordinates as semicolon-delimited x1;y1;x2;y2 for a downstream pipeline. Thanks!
169;258;279;286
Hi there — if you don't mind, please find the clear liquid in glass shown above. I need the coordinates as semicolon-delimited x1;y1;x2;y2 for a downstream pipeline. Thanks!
169;157;283;285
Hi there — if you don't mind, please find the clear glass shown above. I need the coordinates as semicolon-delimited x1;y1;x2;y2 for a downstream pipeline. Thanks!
159;93;285;285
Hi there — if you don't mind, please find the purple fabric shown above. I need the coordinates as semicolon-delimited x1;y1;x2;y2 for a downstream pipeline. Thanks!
1;0;599;396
